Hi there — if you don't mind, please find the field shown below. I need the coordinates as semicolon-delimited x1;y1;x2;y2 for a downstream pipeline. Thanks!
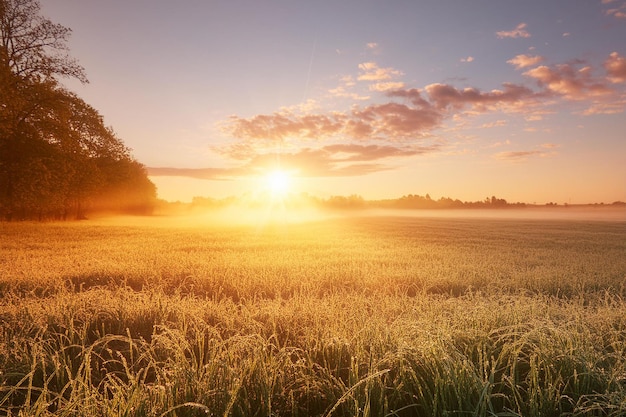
1;213;626;416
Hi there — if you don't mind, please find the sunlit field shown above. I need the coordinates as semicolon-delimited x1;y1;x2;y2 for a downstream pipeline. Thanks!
1;213;625;416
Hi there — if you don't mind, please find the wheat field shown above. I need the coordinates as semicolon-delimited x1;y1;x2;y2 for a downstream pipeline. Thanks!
1;214;625;416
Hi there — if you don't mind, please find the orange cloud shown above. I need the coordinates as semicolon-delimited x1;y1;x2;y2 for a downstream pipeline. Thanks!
369;81;406;92
147;166;239;180
493;142;559;162
580;100;626;115
494;150;543;161
605;52;626;83
357;62;403;81
481;120;507;128
507;54;544;69
149;144;437;179
496;23;531;39
494;149;554;161
328;75;370;100
540;143;559;149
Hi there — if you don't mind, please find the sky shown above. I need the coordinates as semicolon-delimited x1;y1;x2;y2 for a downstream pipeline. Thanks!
40;0;626;204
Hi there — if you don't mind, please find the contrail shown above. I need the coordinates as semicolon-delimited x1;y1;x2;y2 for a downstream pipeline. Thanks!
302;35;318;102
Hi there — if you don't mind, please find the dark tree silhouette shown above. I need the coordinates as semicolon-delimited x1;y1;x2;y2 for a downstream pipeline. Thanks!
0;0;155;220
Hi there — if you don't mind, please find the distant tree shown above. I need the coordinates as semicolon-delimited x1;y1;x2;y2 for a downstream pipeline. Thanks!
326;194;366;209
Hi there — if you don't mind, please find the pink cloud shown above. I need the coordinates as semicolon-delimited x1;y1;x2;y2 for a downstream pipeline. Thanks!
422;82;538;110
605;2;626;18
605;52;626;83
507;54;544;69
225;79;551;149
496;23;531;39
523;64;611;99
226;112;346;142
216;53;625;178
351;101;443;138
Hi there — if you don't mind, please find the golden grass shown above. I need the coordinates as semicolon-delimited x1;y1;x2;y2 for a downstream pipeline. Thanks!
1;215;625;416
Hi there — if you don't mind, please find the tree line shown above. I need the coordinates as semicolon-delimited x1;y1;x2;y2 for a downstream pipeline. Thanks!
179;193;527;213
0;0;156;220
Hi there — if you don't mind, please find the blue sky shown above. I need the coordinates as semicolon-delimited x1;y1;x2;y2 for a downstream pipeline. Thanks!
41;0;626;203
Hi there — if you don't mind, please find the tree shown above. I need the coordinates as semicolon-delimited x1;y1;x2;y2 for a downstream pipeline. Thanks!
1;0;156;220
0;0;86;83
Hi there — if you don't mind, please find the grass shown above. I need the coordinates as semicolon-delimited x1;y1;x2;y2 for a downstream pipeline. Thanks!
1;214;625;416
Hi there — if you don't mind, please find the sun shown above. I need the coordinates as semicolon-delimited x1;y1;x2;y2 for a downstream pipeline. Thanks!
265;169;292;196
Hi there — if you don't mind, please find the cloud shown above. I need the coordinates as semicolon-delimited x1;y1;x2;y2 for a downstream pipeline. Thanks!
496;23;531;39
225;111;348;144
562;32;571;37
149;144;437;179
523;63;612;99
225;59;621;149
494;149;553;161
605;2;626;18
329;75;370;100
369;81;406;92
507;54;544;69
481;120;507;128
580;100;626;115
366;42;378;49
247;149;390;177
350;101;443;138
460;56;474;63
225;87;445;143
357;62;403;81
487;139;511;148
494;143;559;162
421;82;538;111
328;85;370;101
540;143;559;149
322;143;434;162
147;167;237;180
605;52;626;83
494;150;543;161
224;79;548;148
217;53;625;179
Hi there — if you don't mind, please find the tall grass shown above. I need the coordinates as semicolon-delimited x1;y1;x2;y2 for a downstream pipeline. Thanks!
1;215;625;415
